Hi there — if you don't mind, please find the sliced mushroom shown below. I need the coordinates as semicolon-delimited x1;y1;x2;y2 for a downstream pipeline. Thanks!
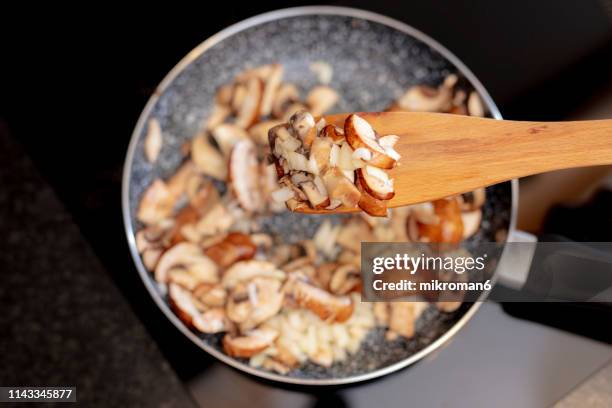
306;86;339;116
288;110;315;141
185;174;220;214
216;84;234;106
249;120;283;145
309;61;333;84
144;118;163;163
229;139;264;212
155;242;219;284
211;124;249;157
373;302;390;326
223;328;279;358
289;278;354;323
336;219;373;253
388;303;416;338
467;91;485;117
193;283;227;307
195;202;234;238
321;124;345;143
321;167;361;208
168;283;228;333
282;103;309;122
393;75;454;112
192;133;227;181
168;205;201;245
344;114;397;169
356;165;395;200
316;262;339;290
222;260;285;289
137;179;174;225
459;188;486;211
436;301;462;313
272;83;300;118
329;264;361;295
230;277;284;331
204;232;257;268
356;182;388;217
235;77;263;129
259;64;283;117
309;136;333;174
206;104;231;130
300;180;330;209
417;198;464;243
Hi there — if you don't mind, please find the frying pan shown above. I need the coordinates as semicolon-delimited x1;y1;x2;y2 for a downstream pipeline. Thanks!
122;6;517;386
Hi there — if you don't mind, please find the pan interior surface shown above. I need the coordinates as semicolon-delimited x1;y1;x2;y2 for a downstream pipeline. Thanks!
124;9;511;384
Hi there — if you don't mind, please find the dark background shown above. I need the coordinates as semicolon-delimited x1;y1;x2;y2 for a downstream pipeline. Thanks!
1;0;611;402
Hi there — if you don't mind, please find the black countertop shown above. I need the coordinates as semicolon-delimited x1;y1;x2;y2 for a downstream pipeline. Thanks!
0;124;196;407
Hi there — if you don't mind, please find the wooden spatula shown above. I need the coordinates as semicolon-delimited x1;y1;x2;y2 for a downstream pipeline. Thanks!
296;111;612;214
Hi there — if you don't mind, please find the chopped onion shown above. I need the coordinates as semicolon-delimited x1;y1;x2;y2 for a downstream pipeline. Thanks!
342;169;355;183
307;154;320;175
339;142;355;170
286;151;309;172
271;187;295;203
315;118;327;133
313;175;327;196
329;144;340;167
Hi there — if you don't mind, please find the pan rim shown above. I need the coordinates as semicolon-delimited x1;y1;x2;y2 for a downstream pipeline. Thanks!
121;5;518;386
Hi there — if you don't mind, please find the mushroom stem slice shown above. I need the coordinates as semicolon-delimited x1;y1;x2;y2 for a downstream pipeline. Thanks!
223;328;279;358
229;139;264;212
356;166;395;201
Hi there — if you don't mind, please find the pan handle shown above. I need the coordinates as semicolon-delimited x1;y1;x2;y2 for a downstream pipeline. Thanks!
496;231;612;302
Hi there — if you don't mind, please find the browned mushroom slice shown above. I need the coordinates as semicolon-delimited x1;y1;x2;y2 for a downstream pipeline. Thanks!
289;279;354;323
321;124;345;143
288;110;315;141
328;264;361;295
306;86;339;116
249;120;283;145
459;188;486;211
309;136;333;174
231;83;247;112
242;277;284;330
211;124;249;157
215;84;233;106
221;260;285;289
168;205;201;245
206;104;232;130
272;83;300;119
417;198;464;243
300;180;330;209
393;75;455;112
204;232;257;268
356;165;395;201
185;174;220;214
144;118;163;163
321;167;361;208
235;77;263;129
356;182;388;217
228;139;264;212
168;283;228;333
195;202;234;237
223;328;279;358
282;103;309;122
137;179;174;225
192;133;227;181
193;283;227;307
155;242;219;283
344;114;397;169
467;91;485;117
336;218;373;253
259;64;283;117
316;262;339;290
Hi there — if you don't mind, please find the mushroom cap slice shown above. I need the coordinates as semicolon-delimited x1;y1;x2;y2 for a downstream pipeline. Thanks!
417;198;464;243
235;77;263;129
356;182;388;217
137;179;174;225
222;260;285;289
228;139;264;212
356;165;395;201
155;242;218;283
223;328;279;358
211;124;249;157
289;279;354;323
168;283;228;334
192;133;228;181
344;114;396;169
321;167;361;208
204;232;257;268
